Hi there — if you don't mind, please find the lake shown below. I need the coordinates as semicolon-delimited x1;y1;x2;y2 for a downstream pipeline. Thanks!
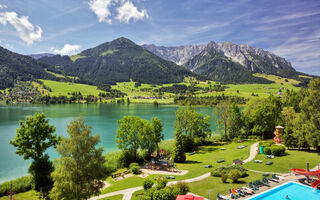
0;103;218;183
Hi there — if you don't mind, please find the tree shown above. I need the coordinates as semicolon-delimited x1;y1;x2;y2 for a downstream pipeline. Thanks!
10;113;58;191
151;117;164;154
173;130;186;163
50;117;107;200
174;107;210;151
244;96;282;139
117;116;164;161
116;116;145;161
215;101;231;140
282;107;298;149
227;103;244;139
298;79;320;151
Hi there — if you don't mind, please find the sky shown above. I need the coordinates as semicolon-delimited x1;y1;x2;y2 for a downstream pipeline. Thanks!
0;0;319;75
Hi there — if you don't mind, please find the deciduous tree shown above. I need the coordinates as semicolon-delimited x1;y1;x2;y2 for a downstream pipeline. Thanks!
10;113;58;191
50;117;107;200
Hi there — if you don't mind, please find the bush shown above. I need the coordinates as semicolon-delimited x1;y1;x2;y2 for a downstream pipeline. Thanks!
264;147;271;155
129;162;139;168
0;176;33;197
228;169;242;183
221;174;228;183
143;179;154;190
271;145;286;156
131;166;141;175
170;181;189;195
152;188;175;200
156;177;168;190
211;165;248;178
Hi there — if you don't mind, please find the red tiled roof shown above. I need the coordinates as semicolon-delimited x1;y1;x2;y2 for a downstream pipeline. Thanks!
176;195;204;200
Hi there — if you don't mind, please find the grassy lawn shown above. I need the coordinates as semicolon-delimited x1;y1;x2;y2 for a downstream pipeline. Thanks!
26;73;301;103
0;190;38;200
188;171;264;200
40;79;105;97
100;194;123;200
101;141;255;194
245;149;320;173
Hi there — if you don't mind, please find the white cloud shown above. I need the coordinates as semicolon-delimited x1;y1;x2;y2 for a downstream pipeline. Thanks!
0;12;42;45
116;1;148;23
53;44;80;55
0;4;7;9
88;0;113;24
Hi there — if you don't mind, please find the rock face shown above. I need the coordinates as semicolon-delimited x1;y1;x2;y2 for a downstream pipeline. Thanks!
143;41;295;76
142;44;206;65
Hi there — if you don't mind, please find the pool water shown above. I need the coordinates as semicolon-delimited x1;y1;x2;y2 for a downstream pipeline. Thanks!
248;181;320;200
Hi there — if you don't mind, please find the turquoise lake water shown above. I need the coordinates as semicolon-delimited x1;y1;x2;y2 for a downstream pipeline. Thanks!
0;103;217;183
248;182;320;200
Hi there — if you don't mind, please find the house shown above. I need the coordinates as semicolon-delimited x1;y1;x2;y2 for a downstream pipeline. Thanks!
176;194;204;200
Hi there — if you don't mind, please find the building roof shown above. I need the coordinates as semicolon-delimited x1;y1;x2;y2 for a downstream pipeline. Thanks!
176;195;204;200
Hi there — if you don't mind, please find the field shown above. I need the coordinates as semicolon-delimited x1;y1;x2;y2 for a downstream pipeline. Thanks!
36;80;105;97
27;73;301;103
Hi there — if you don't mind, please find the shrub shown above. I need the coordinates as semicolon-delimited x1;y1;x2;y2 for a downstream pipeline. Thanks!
0;176;33;197
153;188;175;200
264;147;271;155
131;166;141;175
221;174;228;183
228;169;242;183
170;181;189;195
271;145;286;156
211;165;248;178
129;162;139;169
143;179;154;190
156;177;168;190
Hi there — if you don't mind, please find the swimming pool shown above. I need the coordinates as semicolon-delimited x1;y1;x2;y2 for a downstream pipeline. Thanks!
247;181;320;200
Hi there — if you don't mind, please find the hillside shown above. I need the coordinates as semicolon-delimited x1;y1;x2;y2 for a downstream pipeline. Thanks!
0;46;54;89
143;41;301;84
39;37;196;86
142;44;206;65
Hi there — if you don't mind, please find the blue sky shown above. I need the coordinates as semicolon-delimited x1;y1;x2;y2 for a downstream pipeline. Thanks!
0;0;319;75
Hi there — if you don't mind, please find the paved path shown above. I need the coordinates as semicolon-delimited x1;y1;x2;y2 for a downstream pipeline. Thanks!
243;142;259;164
90;142;259;200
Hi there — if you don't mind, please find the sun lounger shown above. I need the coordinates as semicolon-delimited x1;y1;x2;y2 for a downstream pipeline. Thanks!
217;159;225;163
165;175;175;179
262;178;270;187
229;189;240;199
235;189;245;197
217;193;229;200
221;148;226;151
242;186;254;194
237;145;247;149
204;164;212;168
254;160;263;163
275;174;285;180
266;155;274;159
266;161;273;165
248;182;259;191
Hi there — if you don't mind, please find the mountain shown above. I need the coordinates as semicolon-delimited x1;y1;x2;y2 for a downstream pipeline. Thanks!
143;41;298;83
142;44;206;65
28;53;55;60
39;37;196;86
0;46;54;89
